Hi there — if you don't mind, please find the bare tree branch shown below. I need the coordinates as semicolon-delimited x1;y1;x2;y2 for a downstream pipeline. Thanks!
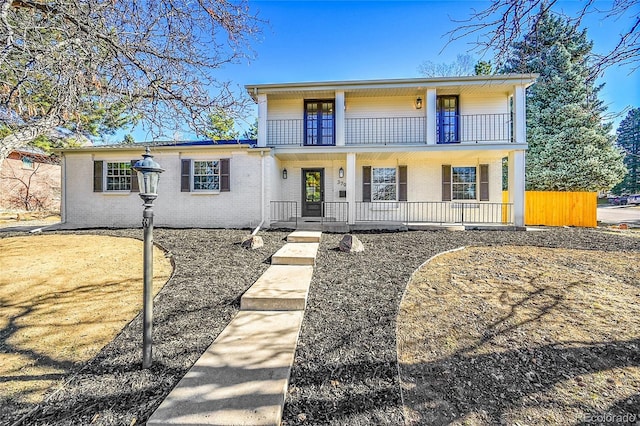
446;0;639;74
0;0;263;169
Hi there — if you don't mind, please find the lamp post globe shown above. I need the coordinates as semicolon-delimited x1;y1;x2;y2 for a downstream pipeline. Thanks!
132;147;164;369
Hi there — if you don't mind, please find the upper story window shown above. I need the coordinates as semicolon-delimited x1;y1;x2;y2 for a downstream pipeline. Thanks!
304;100;335;146
437;95;459;144
22;157;34;169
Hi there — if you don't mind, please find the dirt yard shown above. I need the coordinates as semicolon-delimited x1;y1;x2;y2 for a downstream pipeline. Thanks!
0;234;172;409
397;246;640;425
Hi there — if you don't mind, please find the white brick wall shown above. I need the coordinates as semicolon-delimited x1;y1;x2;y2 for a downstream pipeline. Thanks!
62;147;266;229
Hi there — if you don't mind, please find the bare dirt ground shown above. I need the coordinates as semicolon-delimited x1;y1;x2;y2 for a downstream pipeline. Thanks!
397;246;640;425
0;227;638;425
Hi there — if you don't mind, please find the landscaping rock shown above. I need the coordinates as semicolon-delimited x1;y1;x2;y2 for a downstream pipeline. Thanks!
241;235;264;250
339;234;364;253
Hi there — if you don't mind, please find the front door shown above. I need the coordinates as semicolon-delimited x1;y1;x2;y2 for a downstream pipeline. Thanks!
302;169;324;217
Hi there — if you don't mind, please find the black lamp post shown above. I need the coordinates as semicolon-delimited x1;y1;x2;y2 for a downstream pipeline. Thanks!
132;147;164;369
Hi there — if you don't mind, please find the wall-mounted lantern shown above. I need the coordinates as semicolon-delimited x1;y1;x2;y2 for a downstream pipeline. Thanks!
339;167;344;179
416;97;423;109
282;168;288;179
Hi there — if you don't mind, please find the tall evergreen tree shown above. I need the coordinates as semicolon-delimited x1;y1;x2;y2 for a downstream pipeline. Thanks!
503;8;626;192
612;108;640;194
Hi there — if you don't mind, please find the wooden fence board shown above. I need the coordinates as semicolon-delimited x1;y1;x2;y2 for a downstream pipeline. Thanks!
503;191;597;227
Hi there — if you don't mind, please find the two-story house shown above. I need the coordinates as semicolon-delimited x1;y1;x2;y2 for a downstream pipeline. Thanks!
58;75;536;230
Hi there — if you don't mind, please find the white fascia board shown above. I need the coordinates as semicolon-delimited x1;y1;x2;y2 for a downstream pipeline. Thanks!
245;74;539;98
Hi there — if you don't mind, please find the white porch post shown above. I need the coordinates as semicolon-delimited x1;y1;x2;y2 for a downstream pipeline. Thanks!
509;150;526;227
335;91;345;147
512;85;526;144
426;88;437;145
257;93;267;147
346;152;356;224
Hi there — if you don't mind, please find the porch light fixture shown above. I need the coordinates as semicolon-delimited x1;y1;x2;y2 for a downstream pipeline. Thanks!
339;167;344;178
282;168;288;179
416;97;423;109
132;147;164;369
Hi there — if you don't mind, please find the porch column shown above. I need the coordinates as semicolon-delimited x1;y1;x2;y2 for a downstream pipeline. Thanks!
257;93;267;147
335;91;345;146
512;85;526;144
426;88;437;145
346;152;356;224
508;150;526;227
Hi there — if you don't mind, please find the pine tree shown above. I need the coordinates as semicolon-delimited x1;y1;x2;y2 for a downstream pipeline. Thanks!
503;8;626;191
612;108;640;194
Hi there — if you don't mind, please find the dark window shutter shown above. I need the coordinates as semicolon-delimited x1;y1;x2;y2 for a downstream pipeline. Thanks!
93;161;103;192
363;166;371;202
479;164;489;201
398;165;407;201
220;158;230;192
130;160;139;192
181;159;191;192
442;165;451;201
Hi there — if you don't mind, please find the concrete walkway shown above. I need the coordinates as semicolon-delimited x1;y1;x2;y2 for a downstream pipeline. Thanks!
148;231;321;426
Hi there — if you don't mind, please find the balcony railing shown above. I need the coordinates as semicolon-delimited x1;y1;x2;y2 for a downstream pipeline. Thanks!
266;113;513;146
345;117;425;145
354;201;513;225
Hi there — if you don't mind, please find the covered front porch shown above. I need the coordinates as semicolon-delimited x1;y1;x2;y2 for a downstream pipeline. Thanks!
266;147;526;230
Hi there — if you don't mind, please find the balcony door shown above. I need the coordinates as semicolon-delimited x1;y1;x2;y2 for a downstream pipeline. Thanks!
437;95;459;144
305;100;335;146
302;169;324;217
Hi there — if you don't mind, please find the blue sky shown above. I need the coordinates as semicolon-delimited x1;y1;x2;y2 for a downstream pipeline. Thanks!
119;0;639;143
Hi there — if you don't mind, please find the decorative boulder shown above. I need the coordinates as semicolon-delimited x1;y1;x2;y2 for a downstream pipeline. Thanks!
339;234;364;253
241;235;264;250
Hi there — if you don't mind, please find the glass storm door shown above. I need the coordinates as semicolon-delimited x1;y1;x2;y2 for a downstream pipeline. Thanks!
302;169;324;217
305;100;335;145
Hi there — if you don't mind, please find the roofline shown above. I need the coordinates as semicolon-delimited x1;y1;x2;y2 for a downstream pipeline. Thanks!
245;74;539;98
56;144;270;154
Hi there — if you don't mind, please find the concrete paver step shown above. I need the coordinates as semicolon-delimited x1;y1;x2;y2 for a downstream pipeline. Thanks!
147;310;304;426
271;242;318;266
241;265;314;311
287;231;322;243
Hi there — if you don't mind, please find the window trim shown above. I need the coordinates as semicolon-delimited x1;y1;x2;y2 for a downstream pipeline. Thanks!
93;160;139;193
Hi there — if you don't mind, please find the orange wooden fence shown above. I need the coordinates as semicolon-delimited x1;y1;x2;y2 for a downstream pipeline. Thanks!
503;191;597;227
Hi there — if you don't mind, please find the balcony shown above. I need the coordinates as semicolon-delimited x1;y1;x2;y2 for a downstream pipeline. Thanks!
265;114;513;147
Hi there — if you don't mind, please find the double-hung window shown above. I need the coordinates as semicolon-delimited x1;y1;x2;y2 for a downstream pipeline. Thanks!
304;100;335;146
192;160;220;191
362;166;407;202
93;160;138;192
181;158;230;192
372;168;397;201
106;162;133;191
442;164;489;201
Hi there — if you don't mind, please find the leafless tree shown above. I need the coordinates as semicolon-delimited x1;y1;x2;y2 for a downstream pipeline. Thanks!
0;0;262;170
1;150;60;211
446;0;639;75
418;53;477;77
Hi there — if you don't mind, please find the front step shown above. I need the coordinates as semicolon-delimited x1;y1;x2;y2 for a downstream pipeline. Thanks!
147;310;304;426
271;242;319;266
241;265;314;311
287;231;322;243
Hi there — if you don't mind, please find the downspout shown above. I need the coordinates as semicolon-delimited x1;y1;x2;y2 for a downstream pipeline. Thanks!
60;153;67;224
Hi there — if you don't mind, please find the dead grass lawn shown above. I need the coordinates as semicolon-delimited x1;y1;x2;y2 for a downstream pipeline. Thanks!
398;246;640;425
0;234;172;406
